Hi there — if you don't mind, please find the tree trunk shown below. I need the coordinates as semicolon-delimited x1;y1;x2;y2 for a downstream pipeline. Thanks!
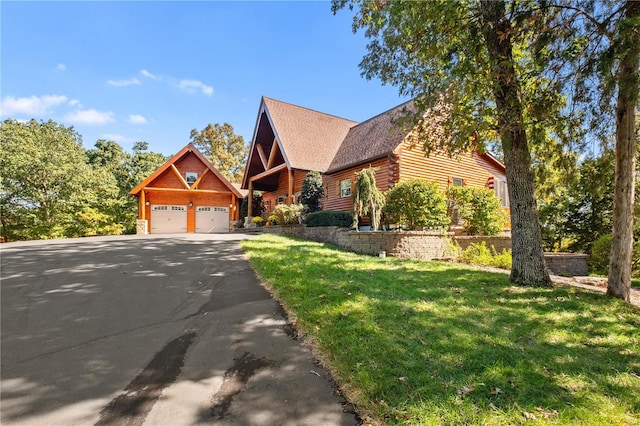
480;0;551;287
608;0;639;301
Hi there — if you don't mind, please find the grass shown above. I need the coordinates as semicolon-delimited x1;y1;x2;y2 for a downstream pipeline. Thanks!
242;234;640;425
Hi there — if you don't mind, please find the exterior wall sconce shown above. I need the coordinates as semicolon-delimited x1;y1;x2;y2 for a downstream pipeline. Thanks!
189;201;193;207
145;201;150;206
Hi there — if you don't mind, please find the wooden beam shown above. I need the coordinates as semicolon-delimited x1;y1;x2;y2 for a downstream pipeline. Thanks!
249;163;288;182
142;187;228;194
140;190;146;220
248;181;253;217
190;168;210;189
267;138;280;170
256;144;269;169
170;164;190;189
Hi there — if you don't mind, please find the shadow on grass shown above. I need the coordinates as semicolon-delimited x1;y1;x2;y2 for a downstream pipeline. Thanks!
243;235;640;424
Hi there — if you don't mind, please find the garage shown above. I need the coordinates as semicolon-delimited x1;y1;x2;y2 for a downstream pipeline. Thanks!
150;205;187;234
195;206;229;233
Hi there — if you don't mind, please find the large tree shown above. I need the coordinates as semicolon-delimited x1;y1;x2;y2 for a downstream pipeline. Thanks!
189;123;248;183
333;0;563;286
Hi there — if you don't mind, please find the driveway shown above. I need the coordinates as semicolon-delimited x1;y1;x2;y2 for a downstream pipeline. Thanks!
1;234;357;425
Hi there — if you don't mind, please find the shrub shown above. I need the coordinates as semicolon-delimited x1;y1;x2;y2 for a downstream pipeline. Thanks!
590;234;611;275
240;192;265;220
353;167;386;231
305;211;353;228
267;214;278;224
446;186;506;236
272;203;304;225
460;242;512;269
301;171;324;213
251;216;264;226
384;179;449;230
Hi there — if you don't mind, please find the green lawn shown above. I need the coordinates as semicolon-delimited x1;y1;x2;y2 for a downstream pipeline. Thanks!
242;234;640;425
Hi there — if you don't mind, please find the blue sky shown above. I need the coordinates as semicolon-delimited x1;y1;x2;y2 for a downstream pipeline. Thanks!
1;1;409;156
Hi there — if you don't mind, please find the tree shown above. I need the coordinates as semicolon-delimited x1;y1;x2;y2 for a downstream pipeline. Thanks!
189;123;248;183
385;179;449;231
1;119;98;239
446;186;506;236
333;0;555;286
352;167;385;231
300;171;324;212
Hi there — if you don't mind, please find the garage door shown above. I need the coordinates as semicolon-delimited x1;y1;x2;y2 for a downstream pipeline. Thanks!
150;205;187;233
195;206;229;233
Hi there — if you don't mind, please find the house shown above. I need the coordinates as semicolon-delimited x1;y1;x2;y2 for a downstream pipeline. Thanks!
130;144;242;234
241;97;509;222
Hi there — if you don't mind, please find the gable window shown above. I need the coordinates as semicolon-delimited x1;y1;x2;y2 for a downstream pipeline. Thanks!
452;177;464;187
185;172;198;185
340;179;351;198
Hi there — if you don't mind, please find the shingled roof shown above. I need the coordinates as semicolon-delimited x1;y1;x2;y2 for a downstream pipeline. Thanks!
327;100;415;173
262;97;358;172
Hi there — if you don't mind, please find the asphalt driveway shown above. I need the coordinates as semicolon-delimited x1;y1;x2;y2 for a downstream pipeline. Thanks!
1;234;357;425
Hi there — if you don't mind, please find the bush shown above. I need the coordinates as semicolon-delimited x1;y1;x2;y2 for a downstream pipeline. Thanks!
272;204;304;225
384;179;449;230
252;216;264;226
460;242;512;269
267;214;278;224
301;171;324;213
590;235;611;275
305;211;353;228
446;186;506;236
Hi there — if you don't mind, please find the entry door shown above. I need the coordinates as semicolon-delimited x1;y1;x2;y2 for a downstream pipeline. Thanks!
195;206;229;233
150;205;187;233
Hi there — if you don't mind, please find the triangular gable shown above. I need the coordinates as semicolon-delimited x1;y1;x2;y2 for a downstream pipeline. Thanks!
130;143;242;198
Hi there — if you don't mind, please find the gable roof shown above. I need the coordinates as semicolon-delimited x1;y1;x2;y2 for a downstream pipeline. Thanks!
261;97;358;171
327;100;415;173
130;143;242;198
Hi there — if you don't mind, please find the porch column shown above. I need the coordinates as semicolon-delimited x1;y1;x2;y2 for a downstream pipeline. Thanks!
288;168;294;204
140;190;146;220
248;181;253;217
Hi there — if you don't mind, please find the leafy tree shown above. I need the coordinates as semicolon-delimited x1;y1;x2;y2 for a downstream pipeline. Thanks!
385;179;449;231
240;192;265;221
300;171;324;212
333;0;555;286
1;119;96;239
189;123;248;183
352;167;385;231
446;187;506;236
128;141;168;190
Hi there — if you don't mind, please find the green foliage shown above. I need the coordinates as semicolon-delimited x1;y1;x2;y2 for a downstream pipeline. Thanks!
305;210;353;228
384;179;449;231
240;192;265;220
272;203;304;225
352;167;385;231
244;234;639;424
189;122;248;183
300;171;324;213
460;242;512;269
251;216;264;226
590;235;612;276
447;186;506;236
267;214;278;224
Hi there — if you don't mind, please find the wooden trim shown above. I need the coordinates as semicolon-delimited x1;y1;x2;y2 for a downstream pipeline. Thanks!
249;163;288;182
142;187;230;194
140;190;146;220
256;144;269;169
287;168;294;204
171;164;191;189
267;138;280;169
190;167;210;189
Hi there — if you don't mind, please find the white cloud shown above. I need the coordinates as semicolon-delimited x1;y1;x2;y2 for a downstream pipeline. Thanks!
65;109;114;125
108;78;141;87
140;69;158;80
178;79;214;96
68;99;81;107
101;133;134;143
56;63;66;72
0;94;68;116
128;114;147;124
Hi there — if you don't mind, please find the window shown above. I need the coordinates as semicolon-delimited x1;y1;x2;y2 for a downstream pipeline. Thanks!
496;179;509;208
452;177;464;187
185;172;198;185
294;192;301;204
277;196;284;205
340;179;351;198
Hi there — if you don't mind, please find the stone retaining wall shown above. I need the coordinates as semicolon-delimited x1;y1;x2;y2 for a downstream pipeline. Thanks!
263;226;588;276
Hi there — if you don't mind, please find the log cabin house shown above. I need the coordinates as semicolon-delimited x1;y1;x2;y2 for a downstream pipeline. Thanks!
241;97;510;226
130;144;242;234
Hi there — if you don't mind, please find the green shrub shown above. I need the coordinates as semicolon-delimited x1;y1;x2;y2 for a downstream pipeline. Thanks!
446;186;506;236
460;242;512;269
384;179;449;230
305;210;353;228
267;214;278;224
301;171;324;213
590;235;611;275
272;203;305;225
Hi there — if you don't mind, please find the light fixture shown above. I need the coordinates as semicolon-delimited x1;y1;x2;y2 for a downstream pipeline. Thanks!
189;201;193;207
145;201;150;206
